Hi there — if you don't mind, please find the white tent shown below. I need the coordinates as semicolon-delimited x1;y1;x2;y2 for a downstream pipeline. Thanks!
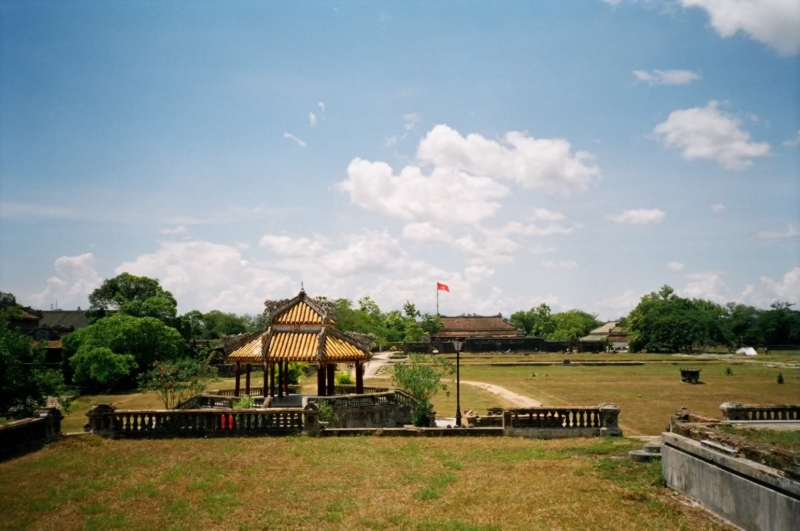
736;347;757;356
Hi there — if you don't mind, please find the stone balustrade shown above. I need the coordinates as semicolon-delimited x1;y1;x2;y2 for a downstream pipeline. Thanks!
0;408;63;459
85;403;319;437
478;404;622;438
307;390;417;428
720;402;800;421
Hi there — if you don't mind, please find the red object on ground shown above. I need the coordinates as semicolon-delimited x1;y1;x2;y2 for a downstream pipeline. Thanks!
220;414;227;429
437;282;450;292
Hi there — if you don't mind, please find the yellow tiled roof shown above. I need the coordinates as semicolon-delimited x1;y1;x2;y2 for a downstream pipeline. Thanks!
269;331;319;361
228;335;263;362
326;334;370;361
274;301;324;325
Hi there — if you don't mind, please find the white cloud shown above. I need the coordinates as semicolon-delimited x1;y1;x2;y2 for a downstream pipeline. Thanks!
337;158;509;225
680;0;800;55
602;0;623;5
28;253;103;310
711;203;725;214
606;208;666;225
653;101;770;170
402;222;452;243
633;69;701;85
417;125;600;194
668;261;685;271
542;260;579;270
529;244;556;255
783;130;800;147
283;132;307;148
318;102;325;112
680;272;728;303
159;226;188;235
309;112;318;127
756;224;800;240
754;267;800;305
384;136;398;148
529;208;566;222
117;240;294;313
589;289;645;320
404;112;421;133
523;223;575;236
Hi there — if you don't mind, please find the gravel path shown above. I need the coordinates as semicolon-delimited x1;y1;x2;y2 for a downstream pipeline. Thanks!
460;380;542;407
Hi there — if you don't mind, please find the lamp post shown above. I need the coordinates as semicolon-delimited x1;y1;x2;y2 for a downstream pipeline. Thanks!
453;339;463;427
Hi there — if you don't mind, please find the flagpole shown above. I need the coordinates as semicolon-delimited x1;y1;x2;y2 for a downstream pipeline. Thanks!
436;286;439;316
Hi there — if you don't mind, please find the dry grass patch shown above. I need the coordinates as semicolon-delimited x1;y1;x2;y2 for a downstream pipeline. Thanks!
0;435;732;531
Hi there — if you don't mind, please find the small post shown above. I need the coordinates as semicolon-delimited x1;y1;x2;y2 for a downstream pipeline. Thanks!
598;403;622;436
245;364;251;396
85;404;116;436
453;339;463;427
302;403;321;436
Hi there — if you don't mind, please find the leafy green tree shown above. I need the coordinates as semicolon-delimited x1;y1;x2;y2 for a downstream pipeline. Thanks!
87;273;178;325
754;302;800;346
509;303;555;337
63;314;183;390
725;303;763;346
419;313;443;336
549;310;601;341
0;321;69;419
392;354;454;426
138;359;218;409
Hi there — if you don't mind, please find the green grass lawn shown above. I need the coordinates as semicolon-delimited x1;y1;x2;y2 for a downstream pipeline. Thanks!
0;435;732;531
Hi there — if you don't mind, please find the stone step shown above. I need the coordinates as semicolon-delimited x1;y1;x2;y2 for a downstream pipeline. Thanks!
643;443;662;454
628;449;662;462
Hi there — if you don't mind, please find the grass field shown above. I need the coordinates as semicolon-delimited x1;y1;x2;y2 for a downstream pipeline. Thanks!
0;435;732;531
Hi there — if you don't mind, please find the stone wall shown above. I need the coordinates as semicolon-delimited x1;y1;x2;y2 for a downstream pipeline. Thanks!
0;409;63;460
662;432;800;531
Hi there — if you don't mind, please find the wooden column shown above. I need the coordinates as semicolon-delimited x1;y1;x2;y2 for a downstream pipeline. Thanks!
277;362;283;398
355;360;364;394
263;362;268;397
283;361;289;394
234;362;241;397
317;364;326;396
326;363;335;396
269;362;275;397
245;364;251;396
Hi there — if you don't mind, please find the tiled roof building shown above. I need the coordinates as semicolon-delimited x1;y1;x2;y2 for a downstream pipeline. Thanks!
432;315;524;339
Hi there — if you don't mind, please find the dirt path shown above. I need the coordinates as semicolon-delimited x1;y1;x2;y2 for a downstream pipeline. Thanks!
363;351;393;379
460;380;542;407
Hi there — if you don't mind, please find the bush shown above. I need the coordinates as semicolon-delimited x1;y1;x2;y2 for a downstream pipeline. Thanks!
724;366;733;376
71;347;136;391
411;400;433;427
138;359;218;409
777;373;784;384
317;400;336;423
336;372;354;385
392;354;454;405
233;396;255;409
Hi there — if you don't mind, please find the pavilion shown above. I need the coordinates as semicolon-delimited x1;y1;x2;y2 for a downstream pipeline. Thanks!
223;289;372;398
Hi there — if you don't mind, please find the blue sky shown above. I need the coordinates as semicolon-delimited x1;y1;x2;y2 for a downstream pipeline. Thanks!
1;0;798;319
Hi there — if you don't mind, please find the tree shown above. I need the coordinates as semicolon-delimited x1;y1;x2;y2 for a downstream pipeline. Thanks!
0;321;69;419
725;303;763;346
754;302;800;346
392;354;454;426
509;303;555;337
138;359;218;409
87;273;178;325
419;313;443;336
63;314;183;391
549;310;601;341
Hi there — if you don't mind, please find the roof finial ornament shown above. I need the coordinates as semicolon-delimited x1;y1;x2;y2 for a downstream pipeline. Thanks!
300;281;305;294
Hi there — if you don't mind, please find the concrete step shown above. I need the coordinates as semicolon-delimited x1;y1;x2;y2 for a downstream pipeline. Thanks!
628;449;662;462
643;443;662;454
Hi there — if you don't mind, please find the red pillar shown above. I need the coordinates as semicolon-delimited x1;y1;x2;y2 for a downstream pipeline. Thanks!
269;362;275;397
317;364;326;396
245;364;251;396
356;360;364;394
234;362;241;397
326;363;335;396
277;362;283;398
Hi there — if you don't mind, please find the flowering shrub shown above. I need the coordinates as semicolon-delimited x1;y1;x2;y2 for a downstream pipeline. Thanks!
138;359;217;409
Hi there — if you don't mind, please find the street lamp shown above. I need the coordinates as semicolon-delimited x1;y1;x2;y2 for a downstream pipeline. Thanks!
452;339;464;427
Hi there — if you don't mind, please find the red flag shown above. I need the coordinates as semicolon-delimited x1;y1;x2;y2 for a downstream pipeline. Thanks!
437;282;450;292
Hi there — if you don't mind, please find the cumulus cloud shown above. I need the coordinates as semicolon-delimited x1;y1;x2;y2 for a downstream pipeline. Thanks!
28;253;103;310
754;267;800;305
318;102;325;112
606;209;666;225
680;0;800;55
117;240;294;313
309;112;317;127
402;222;452;244
159;226;188;235
283;132;307;148
416;125;600;194
668;261;685;271
711;203;726;214
653;101;770;170
529;208;566;222
633;69;701;85
756;224;800;240
680;272;729;303
338;159;509;225
542;260;579;270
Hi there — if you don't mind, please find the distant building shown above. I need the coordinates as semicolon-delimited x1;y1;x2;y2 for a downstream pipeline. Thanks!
39;310;88;333
7;309;41;334
580;321;628;349
432;315;524;340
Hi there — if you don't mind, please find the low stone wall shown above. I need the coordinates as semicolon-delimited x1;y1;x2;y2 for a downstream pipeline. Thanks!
85;404;319;438
0;408;63;460
720;402;800;421
306;390;416;428
662;432;800;531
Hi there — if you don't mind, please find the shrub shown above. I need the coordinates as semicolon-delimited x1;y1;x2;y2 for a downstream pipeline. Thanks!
71;347;136;391
233;396;255;409
138;359;218;409
411;400;433;427
724;366;733;376
777;373;784;384
336;372;354;385
317;400;336;423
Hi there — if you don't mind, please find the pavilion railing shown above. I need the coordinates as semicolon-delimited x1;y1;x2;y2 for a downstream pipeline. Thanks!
176;394;267;410
216;385;301;397
85;404;320;437
720;403;800;421
333;385;390;395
